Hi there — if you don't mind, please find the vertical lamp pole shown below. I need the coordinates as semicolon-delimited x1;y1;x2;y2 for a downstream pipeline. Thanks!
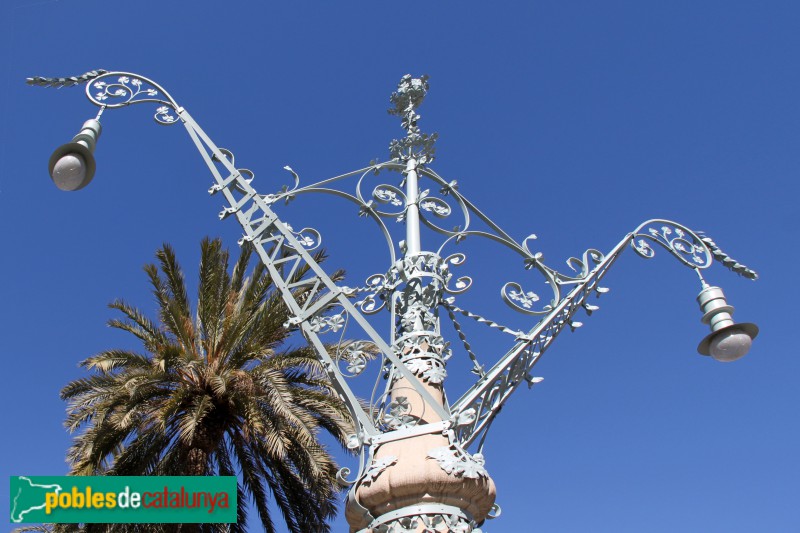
31;70;758;532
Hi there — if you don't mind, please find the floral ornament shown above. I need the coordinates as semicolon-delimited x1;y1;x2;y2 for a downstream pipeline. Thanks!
154;105;178;125
649;226;705;265
361;455;397;485
459;454;488;479
296;233;316;247
345;356;367;375
418;189;451;217
398;303;437;332
388;74;429;116
90;75;159;107
422;361;447;384
508;289;539;308
387;75;439;163
633;238;655;258
631;220;713;269
339;340;375;376
405;358;431;375
452;408;477;428
427;447;488;479
383;396;417;429
91;74;167;124
374;186;404;206
502;281;551;315
427;337;451;360
439;179;459;195
427;447;460;474
308;313;345;333
282;223;321;250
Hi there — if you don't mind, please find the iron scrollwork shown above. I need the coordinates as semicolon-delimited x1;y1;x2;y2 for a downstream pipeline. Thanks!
85;71;181;125
29;70;759;533
631;219;712;268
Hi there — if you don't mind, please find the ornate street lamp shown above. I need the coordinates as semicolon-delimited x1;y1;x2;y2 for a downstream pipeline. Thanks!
30;70;758;532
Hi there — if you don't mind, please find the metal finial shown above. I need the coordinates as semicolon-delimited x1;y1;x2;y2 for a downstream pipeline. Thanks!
388;74;438;164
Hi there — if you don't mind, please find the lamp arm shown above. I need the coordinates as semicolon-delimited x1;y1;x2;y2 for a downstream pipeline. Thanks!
450;232;632;449
450;217;758;449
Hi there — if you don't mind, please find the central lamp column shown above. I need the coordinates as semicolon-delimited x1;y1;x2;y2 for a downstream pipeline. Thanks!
345;153;497;531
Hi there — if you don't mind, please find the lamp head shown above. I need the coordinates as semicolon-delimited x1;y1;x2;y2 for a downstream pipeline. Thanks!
696;285;758;362
48;119;101;191
698;322;759;362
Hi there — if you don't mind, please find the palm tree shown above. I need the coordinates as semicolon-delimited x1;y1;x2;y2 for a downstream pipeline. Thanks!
56;238;355;532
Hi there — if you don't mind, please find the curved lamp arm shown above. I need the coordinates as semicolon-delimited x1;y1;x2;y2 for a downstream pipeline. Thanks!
450;219;758;450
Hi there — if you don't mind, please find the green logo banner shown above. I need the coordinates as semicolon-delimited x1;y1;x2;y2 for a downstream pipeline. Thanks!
10;476;237;524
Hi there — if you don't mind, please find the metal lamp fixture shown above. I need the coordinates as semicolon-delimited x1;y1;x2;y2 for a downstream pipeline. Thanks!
48;117;102;191
29;70;760;532
697;285;759;362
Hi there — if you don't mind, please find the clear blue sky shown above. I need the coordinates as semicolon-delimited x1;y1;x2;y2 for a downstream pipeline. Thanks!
1;1;798;531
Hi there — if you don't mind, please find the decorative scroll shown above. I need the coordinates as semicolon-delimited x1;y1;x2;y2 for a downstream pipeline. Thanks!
372;184;407;217
87;73;180;125
442;253;472;294
261;166;301;205
565;248;605;278
501;281;547;315
418;190;451;218
337;467;356;487
28;70;180;126
353;273;393;314
152;105;177;125
90;75;157;104
282;223;321;251
631;220;712;268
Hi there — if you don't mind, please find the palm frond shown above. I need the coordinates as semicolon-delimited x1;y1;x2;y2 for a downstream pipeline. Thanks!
60;237;354;531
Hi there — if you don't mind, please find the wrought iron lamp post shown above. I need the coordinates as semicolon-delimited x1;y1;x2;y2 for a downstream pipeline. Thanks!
30;70;759;532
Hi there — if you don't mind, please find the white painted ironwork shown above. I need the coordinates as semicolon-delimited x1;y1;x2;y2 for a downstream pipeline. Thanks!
29;70;759;532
